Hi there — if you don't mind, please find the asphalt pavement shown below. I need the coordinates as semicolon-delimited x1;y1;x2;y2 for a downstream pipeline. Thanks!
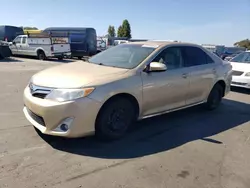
0;57;250;188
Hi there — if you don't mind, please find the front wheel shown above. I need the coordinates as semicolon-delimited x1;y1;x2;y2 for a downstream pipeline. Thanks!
205;84;223;110
95;97;135;140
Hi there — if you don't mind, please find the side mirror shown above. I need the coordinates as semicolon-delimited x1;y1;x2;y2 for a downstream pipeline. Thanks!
12;41;16;45
148;62;167;72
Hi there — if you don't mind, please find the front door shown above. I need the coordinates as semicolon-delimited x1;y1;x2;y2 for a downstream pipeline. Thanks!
10;36;22;55
181;46;218;105
141;46;189;116
19;36;29;55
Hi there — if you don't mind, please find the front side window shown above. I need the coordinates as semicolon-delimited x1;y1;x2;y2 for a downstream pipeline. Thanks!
182;46;211;67
152;47;183;70
88;44;156;69
13;37;21;44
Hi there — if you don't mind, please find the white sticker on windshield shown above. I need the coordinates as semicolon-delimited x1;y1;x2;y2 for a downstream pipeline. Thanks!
142;44;159;48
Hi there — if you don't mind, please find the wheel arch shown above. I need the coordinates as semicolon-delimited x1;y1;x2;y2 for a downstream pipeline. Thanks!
36;48;45;55
95;92;140;125
213;80;226;97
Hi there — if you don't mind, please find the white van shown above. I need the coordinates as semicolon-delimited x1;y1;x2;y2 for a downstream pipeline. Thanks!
9;33;71;60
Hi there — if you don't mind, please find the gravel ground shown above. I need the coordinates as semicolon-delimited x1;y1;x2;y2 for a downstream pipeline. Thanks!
0;57;250;188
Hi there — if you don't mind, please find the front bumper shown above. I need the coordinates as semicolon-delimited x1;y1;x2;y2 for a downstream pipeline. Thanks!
231;76;250;89
23;87;102;138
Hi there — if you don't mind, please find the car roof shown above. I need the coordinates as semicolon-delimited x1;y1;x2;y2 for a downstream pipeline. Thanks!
128;40;201;48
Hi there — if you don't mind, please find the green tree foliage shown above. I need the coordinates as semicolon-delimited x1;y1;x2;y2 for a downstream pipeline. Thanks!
117;26;123;37
234;39;250;50
107;25;116;37
117;19;132;38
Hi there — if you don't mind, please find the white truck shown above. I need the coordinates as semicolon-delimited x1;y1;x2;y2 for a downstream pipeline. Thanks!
9;32;71;60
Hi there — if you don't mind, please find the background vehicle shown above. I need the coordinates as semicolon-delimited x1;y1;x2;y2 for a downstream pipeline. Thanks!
0;25;24;42
43;27;97;59
23;30;42;34
23;41;232;140
220;47;246;60
9;32;71;60
230;51;250;89
96;37;107;53
0;40;11;60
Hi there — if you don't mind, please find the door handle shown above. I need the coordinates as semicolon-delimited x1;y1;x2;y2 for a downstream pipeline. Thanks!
182;73;188;78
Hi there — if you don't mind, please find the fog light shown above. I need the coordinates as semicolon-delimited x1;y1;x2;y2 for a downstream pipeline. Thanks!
60;124;69;131
53;117;74;133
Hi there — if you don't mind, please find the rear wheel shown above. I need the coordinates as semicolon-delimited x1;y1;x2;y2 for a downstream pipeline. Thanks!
95;97;135;140
37;51;46;60
205;84;223;110
58;56;63;60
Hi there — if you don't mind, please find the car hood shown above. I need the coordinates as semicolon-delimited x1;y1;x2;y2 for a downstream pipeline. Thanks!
230;62;250;72
31;61;129;88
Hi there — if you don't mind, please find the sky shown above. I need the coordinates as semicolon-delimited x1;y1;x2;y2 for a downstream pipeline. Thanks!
1;0;249;46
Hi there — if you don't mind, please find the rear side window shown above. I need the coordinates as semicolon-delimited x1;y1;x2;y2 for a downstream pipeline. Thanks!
70;33;86;43
182;46;214;67
22;37;27;44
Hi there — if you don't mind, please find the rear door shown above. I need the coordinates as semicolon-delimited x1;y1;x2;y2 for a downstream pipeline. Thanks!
52;37;71;54
182;46;218;105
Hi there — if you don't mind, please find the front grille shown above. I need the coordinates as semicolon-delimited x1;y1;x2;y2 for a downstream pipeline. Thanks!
29;83;52;99
232;81;247;86
27;108;46;127
32;93;48;99
232;71;244;76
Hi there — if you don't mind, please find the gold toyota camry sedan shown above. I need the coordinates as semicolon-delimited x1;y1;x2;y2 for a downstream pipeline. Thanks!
23;41;232;140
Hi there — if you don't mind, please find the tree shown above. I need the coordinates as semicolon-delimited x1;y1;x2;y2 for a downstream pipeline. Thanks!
234;39;250;50
117;19;132;38
121;19;131;38
107;25;116;37
117;26;123;37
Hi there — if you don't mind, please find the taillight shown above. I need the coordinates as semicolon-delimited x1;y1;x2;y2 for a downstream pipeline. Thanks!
51;46;54;52
4;37;7;41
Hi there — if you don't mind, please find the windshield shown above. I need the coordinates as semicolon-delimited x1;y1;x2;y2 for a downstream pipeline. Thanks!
88;44;156;69
231;52;250;63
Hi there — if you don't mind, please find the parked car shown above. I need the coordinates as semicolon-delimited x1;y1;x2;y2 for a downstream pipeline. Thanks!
0;40;11;60
0;25;24;42
9;33;71;60
43;27;97;59
230;51;250;89
96;37;107;53
23;41;232;140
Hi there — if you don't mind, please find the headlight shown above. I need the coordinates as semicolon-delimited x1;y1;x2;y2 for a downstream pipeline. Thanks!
45;87;95;102
245;72;250;77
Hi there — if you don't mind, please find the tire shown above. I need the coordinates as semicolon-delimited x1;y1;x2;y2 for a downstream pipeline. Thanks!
58;56;63;60
95;97;135;140
78;56;82;60
205;84;223;110
37;51;46;60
